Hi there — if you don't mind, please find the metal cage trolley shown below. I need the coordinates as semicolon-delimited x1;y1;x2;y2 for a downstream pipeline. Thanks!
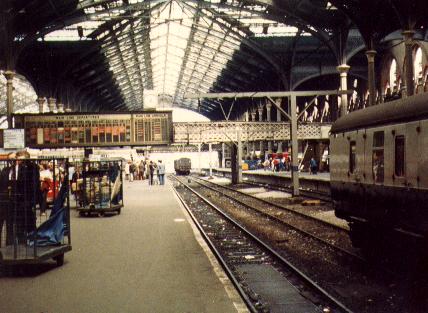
76;159;123;217
0;157;71;267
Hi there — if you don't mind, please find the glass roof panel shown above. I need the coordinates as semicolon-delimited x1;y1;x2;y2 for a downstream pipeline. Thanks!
75;0;299;111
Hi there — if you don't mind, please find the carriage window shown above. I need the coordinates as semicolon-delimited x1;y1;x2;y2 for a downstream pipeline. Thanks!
372;131;384;183
349;141;356;174
395;136;405;177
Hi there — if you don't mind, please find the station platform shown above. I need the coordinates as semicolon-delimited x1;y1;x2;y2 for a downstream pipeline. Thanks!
0;180;248;313
205;168;330;181
202;168;331;195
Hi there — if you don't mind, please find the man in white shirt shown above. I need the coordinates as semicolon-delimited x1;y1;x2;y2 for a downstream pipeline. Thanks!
157;160;166;185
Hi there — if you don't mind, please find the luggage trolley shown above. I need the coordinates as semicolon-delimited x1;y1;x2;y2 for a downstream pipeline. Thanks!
76;159;123;217
0;157;72;267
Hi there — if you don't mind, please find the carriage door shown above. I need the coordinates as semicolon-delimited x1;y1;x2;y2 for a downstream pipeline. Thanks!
372;131;384;184
405;122;419;188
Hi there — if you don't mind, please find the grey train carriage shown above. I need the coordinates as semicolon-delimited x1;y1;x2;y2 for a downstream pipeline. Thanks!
174;158;191;175
330;92;428;249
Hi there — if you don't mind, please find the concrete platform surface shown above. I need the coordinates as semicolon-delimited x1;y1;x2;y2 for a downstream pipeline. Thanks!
0;180;247;313
208;167;330;182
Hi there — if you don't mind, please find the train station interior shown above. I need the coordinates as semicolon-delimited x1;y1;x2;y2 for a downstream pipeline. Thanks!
1;1;428;312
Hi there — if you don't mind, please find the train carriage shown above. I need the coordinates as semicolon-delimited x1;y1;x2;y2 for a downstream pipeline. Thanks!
330;93;428;249
174;158;191;175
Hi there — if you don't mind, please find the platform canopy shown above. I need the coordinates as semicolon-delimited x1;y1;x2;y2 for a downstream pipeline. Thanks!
1;0;427;119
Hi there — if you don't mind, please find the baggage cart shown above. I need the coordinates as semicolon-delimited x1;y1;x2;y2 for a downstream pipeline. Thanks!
0;157;71;267
76;159;123;217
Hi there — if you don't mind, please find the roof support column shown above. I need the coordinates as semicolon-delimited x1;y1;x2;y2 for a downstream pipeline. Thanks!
57;102;64;113
276;99;282;153
37;97;46;114
266;102;271;122
403;30;415;97
48;97;56;113
290;95;299;196
337;64;350;116
266;102;272;152
221;142;226;168
365;50;377;106
258;107;263;122
4;71;14;128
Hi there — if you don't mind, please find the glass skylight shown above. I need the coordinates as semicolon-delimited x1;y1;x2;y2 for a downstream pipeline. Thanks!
75;0;301;111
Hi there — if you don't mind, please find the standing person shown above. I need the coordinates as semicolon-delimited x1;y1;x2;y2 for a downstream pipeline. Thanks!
148;161;155;185
157;160;166;185
124;161;130;181
139;160;145;180
0;152;15;245
72;167;83;207
129;162;135;182
154;162;159;185
263;158;270;171
14;151;40;243
310;157;318;175
39;163;53;216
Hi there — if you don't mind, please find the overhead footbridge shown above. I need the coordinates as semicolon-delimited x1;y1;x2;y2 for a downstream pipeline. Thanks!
173;122;331;144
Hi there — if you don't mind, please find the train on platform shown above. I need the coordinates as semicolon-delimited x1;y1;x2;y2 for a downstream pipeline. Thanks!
330;92;428;251
174;158;191;175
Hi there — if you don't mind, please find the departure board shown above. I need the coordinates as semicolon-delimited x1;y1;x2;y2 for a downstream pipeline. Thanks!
14;111;172;148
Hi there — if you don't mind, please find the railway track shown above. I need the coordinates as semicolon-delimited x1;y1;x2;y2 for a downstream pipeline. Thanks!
189;175;358;261
171;175;353;313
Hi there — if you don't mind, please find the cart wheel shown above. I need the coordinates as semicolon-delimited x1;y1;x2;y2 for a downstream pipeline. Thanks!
54;254;64;267
99;212;105;217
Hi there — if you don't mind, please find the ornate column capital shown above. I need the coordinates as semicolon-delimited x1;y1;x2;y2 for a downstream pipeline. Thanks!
37;97;46;113
3;70;14;81
337;64;350;75
48;97;56;112
365;50;377;62
402;30;415;43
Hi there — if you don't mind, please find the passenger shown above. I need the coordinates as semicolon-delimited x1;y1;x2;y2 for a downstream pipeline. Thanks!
154;162;159;185
273;158;279;172
138;160;145;180
263;158;270;171
148;161;155;185
157;160;166;185
71;167;83;207
14;151;40;243
0;152;16;245
124;161;130;180
310;157;318;175
279;158;285;171
39;163;53;216
129;161;136;182
145;159;150;180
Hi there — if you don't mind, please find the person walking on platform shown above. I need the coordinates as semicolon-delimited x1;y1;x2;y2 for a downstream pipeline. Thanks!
129;162;136;182
124;162;130;181
157;160;166;185
138;160;145;180
148;161;155;185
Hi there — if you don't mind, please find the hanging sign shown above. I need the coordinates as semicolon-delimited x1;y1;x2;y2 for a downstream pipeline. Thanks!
4;129;25;149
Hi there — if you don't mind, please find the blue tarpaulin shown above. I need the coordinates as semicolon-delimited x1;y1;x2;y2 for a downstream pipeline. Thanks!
28;183;68;246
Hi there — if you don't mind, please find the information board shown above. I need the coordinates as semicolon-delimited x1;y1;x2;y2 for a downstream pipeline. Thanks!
13;111;172;148
4;129;25;149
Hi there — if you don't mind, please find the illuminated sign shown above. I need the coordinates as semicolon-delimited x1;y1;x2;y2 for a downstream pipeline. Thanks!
14;111;172;148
